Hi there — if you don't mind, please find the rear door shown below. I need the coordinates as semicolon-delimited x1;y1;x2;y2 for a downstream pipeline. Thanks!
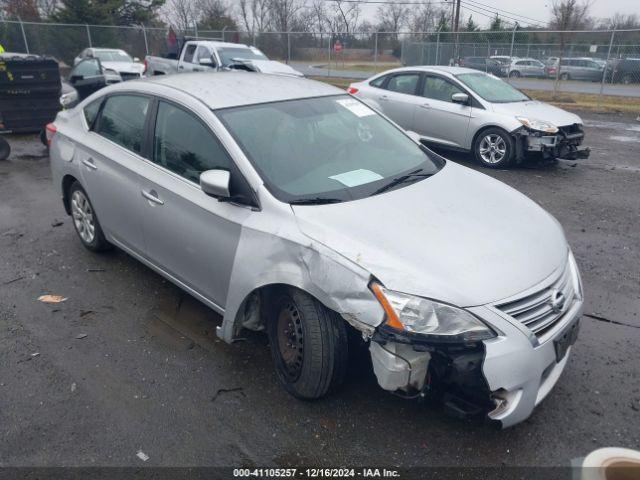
77;94;150;254
136;99;253;307
374;71;421;131
412;74;472;148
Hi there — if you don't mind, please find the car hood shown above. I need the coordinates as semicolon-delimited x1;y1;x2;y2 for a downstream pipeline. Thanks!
235;59;304;77
292;161;567;307
491;100;582;127
101;61;144;74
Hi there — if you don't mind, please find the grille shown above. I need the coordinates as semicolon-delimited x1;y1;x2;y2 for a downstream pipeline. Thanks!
119;72;141;81
495;261;576;337
558;123;583;135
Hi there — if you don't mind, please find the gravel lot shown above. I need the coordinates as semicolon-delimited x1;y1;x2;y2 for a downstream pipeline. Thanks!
0;109;639;469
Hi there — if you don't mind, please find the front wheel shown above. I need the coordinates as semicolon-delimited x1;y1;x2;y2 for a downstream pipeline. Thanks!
560;72;570;81
268;288;348;400
621;73;634;84
509;70;521;78
473;128;515;168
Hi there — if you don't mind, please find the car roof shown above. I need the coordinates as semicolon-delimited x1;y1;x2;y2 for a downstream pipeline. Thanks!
187;41;256;49
370;65;483;76
90;48;126;52
141;72;343;109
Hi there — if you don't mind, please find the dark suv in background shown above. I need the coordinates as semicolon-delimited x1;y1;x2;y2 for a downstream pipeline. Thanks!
609;58;640;84
459;57;506;76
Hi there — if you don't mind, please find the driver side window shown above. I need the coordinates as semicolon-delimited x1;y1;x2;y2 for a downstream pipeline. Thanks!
421;75;464;103
71;59;102;78
196;46;215;66
183;44;197;64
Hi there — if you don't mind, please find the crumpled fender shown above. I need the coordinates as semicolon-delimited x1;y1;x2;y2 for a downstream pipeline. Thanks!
217;198;384;342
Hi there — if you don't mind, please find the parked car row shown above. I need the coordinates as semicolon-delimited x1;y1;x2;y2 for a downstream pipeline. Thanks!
48;69;584;429
457;54;640;83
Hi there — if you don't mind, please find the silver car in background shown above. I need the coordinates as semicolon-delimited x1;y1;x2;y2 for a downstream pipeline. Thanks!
48;73;583;428
348;66;590;168
508;58;547;78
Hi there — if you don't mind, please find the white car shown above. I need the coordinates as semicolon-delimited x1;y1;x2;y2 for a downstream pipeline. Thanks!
74;48;144;81
348;66;590;168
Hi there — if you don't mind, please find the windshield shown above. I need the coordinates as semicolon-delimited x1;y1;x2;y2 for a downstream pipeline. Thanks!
216;95;444;203
217;47;268;66
94;50;133;62
456;72;529;103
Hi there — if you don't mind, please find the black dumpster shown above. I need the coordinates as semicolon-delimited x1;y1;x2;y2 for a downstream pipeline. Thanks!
0;54;62;160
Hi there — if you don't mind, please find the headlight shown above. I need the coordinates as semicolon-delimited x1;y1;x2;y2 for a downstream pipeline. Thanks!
59;90;78;108
516;116;559;134
370;282;496;342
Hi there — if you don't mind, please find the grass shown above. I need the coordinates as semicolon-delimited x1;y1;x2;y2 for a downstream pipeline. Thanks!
308;76;640;113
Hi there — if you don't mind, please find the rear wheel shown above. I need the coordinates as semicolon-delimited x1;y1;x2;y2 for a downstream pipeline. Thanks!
473;128;515;169
267;288;348;400
560;72;570;81
621;73;634;84
0;137;10;161
68;181;111;252
509;70;521;78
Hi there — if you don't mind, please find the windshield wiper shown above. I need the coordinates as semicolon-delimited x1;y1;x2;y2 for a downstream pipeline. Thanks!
289;197;344;205
372;169;433;196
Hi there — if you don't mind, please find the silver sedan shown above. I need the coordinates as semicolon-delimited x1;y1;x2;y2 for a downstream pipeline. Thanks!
49;72;583;428
348;66;590;168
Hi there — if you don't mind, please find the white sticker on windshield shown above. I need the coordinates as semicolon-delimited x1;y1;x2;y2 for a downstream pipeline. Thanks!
329;169;383;187
336;98;376;117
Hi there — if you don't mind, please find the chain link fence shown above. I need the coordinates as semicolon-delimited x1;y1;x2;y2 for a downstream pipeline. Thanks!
1;20;639;98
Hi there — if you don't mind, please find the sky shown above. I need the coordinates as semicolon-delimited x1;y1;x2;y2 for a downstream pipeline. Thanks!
356;0;639;28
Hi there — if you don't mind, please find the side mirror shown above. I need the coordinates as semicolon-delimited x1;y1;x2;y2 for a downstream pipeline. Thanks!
200;169;230;199
451;92;469;105
199;57;214;66
406;130;422;144
133;57;140;63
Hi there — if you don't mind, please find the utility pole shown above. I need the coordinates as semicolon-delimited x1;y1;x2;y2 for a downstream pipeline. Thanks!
453;0;461;63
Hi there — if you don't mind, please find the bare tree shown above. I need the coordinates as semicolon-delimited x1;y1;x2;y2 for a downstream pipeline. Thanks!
164;0;197;32
328;0;360;35
376;0;409;40
37;0;59;19
238;0;270;36
550;0;592;95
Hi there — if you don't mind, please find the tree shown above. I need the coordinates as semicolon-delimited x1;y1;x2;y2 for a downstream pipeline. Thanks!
549;0;591;30
329;0;361;35
489;13;504;31
464;14;478;32
197;0;236;30
164;0;196;31
2;0;42;20
53;0;164;25
375;0;408;39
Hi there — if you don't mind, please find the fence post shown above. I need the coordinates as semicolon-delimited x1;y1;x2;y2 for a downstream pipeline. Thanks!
509;22;518;60
141;24;149;55
598;27;616;109
373;31;378;69
18;17;29;53
435;26;442;66
85;24;92;48
328;35;331;77
287;31;291;64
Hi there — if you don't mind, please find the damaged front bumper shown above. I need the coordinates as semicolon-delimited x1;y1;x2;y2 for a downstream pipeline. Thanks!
368;296;583;429
515;124;591;161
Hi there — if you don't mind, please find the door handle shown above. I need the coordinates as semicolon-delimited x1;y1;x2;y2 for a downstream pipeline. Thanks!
141;189;164;205
378;95;388;101
419;103;431;109
82;158;97;170
178;65;184;70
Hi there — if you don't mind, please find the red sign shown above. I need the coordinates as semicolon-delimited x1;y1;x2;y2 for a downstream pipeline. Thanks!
334;41;343;53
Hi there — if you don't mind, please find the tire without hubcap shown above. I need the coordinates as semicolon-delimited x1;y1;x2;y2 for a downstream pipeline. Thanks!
473;128;515;168
268;288;348;399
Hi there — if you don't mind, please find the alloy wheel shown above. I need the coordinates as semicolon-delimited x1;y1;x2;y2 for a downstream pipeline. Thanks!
479;134;507;164
71;190;95;244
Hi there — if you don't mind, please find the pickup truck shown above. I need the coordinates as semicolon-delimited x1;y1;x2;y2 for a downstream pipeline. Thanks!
144;39;303;77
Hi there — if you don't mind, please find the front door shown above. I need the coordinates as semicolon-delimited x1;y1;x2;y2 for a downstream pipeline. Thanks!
412;74;472;148
137;100;252;308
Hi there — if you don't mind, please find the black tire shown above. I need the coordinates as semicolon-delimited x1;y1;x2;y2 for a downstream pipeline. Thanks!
39;127;48;147
560;72;570;81
509;70;521;78
621;73;634;85
473;127;515;169
0;136;10;161
68;181;112;252
267;288;348;400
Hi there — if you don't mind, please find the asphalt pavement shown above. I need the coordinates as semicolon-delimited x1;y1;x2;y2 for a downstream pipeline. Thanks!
293;63;640;97
0;110;639;469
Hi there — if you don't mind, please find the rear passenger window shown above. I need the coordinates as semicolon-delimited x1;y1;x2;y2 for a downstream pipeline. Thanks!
83;99;102;129
183;44;197;63
370;75;386;88
153;101;231;183
386;73;420;95
96;95;149;154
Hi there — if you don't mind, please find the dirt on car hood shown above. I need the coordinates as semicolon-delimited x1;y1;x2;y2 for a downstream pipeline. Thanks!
292;161;568;307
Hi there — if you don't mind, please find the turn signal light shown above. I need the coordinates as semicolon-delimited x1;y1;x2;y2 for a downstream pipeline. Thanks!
347;86;359;94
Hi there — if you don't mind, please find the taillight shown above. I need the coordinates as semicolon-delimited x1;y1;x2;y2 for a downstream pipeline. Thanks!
45;123;57;147
143;58;148;74
347;86;359;94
